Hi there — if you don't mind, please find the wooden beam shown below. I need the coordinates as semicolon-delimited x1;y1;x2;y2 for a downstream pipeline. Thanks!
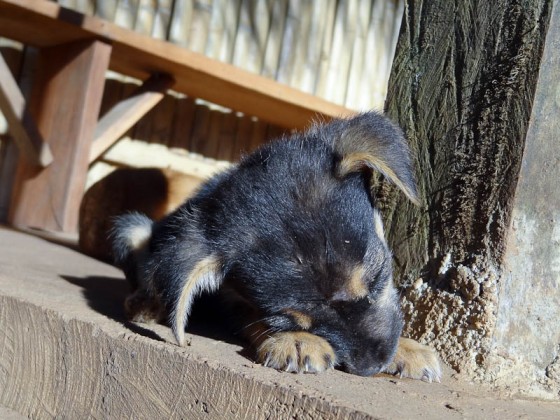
9;40;111;233
89;73;175;164
0;0;355;129
0;51;52;167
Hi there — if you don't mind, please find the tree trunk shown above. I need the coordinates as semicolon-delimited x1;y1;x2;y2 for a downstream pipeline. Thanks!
382;0;554;391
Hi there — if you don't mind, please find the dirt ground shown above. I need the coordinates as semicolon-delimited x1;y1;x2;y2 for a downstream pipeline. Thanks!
0;226;559;419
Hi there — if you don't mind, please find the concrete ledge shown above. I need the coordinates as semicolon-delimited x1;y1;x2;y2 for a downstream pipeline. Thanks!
0;227;558;419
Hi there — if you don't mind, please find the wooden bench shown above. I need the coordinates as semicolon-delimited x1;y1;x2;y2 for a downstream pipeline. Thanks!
0;0;355;234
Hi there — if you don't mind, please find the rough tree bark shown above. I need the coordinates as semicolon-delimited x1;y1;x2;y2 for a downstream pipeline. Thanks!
382;0;557;397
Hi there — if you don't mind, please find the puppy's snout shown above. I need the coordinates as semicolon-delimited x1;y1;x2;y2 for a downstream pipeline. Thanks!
340;343;392;377
343;361;383;377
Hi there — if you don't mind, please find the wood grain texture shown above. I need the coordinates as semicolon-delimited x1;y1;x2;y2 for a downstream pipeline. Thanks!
381;0;553;377
0;52;52;167
90;73;175;163
0;295;373;419
383;0;552;279
9;40;111;232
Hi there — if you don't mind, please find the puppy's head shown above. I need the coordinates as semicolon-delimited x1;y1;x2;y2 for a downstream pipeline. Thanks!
224;112;418;376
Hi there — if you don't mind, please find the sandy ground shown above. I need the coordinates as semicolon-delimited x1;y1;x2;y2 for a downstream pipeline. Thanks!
0;226;558;419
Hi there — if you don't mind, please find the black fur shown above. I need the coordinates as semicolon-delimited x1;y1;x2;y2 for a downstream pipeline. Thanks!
112;111;418;377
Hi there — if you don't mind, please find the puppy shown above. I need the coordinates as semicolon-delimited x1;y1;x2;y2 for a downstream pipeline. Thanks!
111;112;441;381
79;167;203;261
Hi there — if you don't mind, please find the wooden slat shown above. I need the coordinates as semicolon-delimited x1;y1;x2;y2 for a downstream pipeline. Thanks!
0;0;355;129
89;73;174;163
9;39;111;232
0;51;52;167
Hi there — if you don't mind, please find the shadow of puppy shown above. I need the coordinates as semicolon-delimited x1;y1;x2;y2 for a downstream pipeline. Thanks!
61;274;164;342
60;275;244;346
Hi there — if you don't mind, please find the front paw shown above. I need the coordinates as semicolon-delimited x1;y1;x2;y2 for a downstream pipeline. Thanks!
383;337;442;382
257;332;336;373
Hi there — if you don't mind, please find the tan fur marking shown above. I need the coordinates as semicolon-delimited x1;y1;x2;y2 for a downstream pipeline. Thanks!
338;152;419;205
373;210;386;244
347;265;368;299
174;256;220;346
284;309;313;330
257;331;336;373
377;279;396;309
383;337;442;382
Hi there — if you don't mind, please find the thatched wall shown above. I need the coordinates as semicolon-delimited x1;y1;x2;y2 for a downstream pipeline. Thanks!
55;0;404;168
56;0;403;110
0;0;403;216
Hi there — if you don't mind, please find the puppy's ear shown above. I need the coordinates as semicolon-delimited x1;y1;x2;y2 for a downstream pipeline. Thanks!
331;112;419;205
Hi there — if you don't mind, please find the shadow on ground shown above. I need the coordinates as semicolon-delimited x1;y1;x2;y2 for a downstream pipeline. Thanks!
60;275;248;353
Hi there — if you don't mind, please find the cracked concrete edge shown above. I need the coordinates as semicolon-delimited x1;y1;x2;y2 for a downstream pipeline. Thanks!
1;227;559;419
0;406;27;420
0;295;371;420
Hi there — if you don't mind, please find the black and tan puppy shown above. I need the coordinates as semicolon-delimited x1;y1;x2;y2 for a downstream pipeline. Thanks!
111;112;441;381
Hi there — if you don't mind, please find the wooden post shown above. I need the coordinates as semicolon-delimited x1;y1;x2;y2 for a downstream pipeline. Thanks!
9;40;111;233
0;52;52;167
381;0;556;396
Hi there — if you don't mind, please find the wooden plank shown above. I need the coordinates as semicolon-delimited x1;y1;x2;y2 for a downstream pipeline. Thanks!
148;91;177;147
9;39;111;233
168;95;196;150
0;51;52;167
188;103;211;155
89;73;174;163
0;39;23;222
0;0;355;129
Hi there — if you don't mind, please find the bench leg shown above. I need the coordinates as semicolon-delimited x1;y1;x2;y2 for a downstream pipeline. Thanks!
9;39;111;233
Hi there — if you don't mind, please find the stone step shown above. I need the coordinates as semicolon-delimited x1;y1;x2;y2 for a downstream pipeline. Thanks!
0;226;558;419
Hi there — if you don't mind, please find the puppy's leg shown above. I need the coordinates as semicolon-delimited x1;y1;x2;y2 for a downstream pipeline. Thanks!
256;331;336;373
124;289;165;324
382;337;442;382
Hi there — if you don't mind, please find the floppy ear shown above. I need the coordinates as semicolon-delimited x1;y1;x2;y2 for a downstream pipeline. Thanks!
331;112;419;205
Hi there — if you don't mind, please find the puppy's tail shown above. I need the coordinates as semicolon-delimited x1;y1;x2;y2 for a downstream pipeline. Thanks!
327;112;419;205
110;212;153;289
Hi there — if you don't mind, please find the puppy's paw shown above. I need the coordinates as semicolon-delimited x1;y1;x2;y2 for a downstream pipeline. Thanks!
257;332;336;373
124;290;165;324
383;337;442;382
